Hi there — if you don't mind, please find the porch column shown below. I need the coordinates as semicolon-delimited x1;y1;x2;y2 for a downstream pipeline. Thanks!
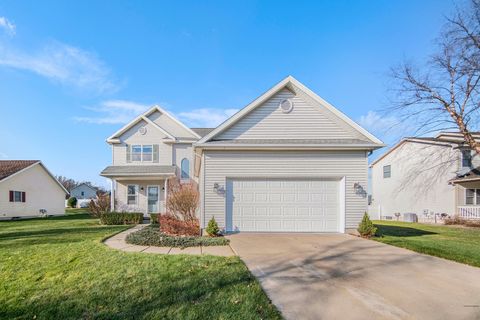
110;178;116;211
164;178;168;213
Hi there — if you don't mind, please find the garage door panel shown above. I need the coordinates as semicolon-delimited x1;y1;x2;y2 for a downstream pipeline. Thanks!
229;178;340;232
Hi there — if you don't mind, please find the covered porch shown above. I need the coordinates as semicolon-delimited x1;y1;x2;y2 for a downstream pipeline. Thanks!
450;168;480;220
100;165;176;217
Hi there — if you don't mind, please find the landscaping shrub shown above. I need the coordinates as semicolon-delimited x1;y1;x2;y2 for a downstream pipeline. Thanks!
67;197;77;208
126;225;229;248
444;215;480;228
159;214;200;236
206;216;220;236
100;212;143;225
150;213;160;225
357;212;377;238
88;194;110;218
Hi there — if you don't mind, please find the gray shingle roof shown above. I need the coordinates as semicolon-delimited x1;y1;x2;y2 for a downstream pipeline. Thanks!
203;138;377;145
100;165;176;177
191;128;215;137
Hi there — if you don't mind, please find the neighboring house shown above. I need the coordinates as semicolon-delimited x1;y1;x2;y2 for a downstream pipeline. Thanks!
0;160;69;219
70;183;98;199
101;76;384;233
370;132;480;221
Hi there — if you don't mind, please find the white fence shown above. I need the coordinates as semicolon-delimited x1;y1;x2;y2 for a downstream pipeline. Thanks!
458;206;480;220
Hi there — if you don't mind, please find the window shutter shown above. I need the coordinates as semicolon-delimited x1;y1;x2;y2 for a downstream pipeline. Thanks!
9;191;13;202
153;144;159;163
22;192;26;203
126;144;131;163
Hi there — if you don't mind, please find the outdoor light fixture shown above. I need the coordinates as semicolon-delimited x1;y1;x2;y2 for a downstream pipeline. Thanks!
213;183;219;192
140;186;144;191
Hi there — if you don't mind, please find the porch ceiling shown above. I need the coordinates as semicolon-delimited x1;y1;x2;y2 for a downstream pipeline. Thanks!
100;165;176;179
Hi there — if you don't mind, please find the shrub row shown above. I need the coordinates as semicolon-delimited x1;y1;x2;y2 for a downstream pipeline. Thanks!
100;212;143;225
126;225;229;248
444;215;480;228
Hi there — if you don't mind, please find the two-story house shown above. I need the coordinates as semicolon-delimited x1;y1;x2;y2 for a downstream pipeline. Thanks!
100;105;212;214
101;76;384;233
370;132;480;220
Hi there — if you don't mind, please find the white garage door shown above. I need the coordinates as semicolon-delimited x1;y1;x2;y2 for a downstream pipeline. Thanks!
227;178;340;232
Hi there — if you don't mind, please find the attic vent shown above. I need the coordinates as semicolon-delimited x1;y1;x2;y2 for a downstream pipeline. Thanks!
279;99;294;113
138;126;147;135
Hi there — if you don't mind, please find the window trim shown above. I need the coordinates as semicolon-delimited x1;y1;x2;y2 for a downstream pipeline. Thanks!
383;165;391;178
127;184;138;205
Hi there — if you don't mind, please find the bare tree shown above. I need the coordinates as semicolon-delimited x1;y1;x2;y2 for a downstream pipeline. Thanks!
390;0;480;153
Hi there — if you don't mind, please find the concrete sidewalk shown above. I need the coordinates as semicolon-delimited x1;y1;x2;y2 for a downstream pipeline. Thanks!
104;225;236;256
228;233;480;320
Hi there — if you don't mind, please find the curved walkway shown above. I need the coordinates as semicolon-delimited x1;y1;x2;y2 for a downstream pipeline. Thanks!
103;224;236;256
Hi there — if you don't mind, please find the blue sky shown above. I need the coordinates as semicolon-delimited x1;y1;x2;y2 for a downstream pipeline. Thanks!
0;0;455;187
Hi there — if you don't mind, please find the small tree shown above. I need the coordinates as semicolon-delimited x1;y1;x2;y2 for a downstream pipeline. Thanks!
206;217;220;237
67;197;77;208
166;180;199;223
88;194;111;218
357;212;377;238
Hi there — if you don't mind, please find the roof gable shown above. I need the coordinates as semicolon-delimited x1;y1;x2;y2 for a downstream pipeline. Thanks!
0;160;68;194
197;76;383;146
107;105;200;143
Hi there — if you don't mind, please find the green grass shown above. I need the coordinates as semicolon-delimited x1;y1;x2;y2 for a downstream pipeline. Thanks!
126;225;230;248
374;220;480;267
0;210;281;320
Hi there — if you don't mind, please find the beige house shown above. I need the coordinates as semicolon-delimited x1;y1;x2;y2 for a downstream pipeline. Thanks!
102;76;384;233
0;160;68;219
370;132;480;221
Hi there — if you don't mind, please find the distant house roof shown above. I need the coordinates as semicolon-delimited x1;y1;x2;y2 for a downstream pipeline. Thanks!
71;183;98;192
190;128;215;137
0;160;40;181
0;160;68;194
100;165;176;177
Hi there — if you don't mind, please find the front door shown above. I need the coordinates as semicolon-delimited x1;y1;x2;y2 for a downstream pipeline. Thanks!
147;186;159;213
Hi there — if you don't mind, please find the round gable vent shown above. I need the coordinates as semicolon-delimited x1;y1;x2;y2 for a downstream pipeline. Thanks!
279;99;294;113
138;126;147;135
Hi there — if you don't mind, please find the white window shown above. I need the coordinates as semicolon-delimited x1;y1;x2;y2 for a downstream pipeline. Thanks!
127;185;138;205
142;145;153;161
131;144;153;162
466;189;480;205
383;165;391;178
181;158;190;179
462;149;472;168
131;145;142;162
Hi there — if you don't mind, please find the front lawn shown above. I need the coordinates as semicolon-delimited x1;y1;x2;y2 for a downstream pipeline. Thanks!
374;220;480;267
0;210;281;319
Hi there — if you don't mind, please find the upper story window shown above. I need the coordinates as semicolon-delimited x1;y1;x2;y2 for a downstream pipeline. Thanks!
131;145;153;162
462;149;472;168
383;165;391;178
181;158;190;179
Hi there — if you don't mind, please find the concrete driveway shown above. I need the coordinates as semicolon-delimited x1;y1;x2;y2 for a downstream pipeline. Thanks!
228;233;480;320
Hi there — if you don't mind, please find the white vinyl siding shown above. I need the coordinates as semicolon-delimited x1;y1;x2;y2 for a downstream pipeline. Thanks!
202;150;368;230
148;110;198;139
216;88;368;141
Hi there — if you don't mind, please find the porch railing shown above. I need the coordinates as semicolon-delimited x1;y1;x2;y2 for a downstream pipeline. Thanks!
458;206;480;219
